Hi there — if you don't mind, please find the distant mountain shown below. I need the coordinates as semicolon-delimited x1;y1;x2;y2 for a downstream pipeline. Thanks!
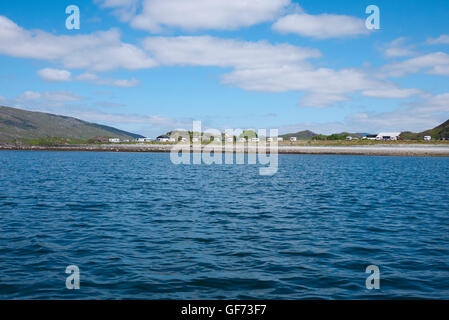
0;105;144;142
280;130;318;140
401;119;449;140
280;119;449;141
280;130;365;140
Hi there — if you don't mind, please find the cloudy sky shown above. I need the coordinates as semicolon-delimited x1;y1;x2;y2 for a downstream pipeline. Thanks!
0;0;448;137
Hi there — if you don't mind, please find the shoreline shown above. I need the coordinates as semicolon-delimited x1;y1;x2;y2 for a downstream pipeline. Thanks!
2;143;449;157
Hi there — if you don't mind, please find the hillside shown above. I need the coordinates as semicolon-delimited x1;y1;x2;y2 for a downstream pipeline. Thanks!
401;119;449;140
281;119;449;141
280;130;318;140
0;106;143;142
280;130;364;140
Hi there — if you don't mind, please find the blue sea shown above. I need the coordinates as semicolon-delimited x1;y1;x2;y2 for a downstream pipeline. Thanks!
0;151;448;299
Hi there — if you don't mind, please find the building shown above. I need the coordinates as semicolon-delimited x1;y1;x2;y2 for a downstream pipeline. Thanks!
363;134;378;140
346;136;353;141
238;138;246;142
267;137;273;142
290;137;297;142
157;135;170;142
277;137;283;142
192;137;199;143
108;138;120;143
424;136;432;141
376;132;401;141
251;138;260;143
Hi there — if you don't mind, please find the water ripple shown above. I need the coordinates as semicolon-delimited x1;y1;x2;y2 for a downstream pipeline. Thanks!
0;151;448;299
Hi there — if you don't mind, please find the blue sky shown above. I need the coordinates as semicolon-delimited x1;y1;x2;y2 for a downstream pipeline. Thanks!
0;0;449;137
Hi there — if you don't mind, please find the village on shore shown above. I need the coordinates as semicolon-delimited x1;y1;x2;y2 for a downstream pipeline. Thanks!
107;131;438;144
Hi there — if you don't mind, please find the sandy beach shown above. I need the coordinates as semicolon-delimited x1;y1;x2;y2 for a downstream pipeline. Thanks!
2;143;449;157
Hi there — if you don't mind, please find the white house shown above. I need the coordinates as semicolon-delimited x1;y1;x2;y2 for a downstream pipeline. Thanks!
239;138;247;142
277;137;283;142
424;136;432;141
251;137;260;143
157;135;170;142
109;138;120;143
226;137;234;142
267;137;273;142
376;132;401;141
290;137;297;142
346;136;353;141
192;137;199;143
363;134;377;140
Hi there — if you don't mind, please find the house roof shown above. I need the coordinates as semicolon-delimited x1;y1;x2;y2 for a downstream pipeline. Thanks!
377;132;401;137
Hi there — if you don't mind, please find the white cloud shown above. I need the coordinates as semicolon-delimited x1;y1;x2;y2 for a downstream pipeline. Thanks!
95;101;126;108
281;93;449;134
410;93;449;113
76;73;140;87
100;0;290;32
362;87;423;99
383;38;416;58
223;66;420;107
272;13;368;39
143;35;421;107
38;68;72;82
17;90;84;102
0;15;426;110
344;111;440;133
109;78;140;87
76;72;100;82
429;64;449;76
17;91;42;101
0;15;156;72
223;65;369;93
300;93;349;107
95;0;139;21
382;52;449;77
427;35;449;45
344;95;449;133
143;36;320;68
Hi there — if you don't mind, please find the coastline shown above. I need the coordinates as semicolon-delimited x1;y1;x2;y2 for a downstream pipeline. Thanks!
2;143;449;157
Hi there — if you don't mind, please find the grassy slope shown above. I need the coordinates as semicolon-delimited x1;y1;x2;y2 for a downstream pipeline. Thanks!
0;106;144;142
280;130;318;140
401;119;449;140
281;120;449;141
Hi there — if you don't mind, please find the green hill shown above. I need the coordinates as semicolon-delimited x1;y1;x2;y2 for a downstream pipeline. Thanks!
401;119;449;140
280;130;318;140
0;105;143;143
312;132;364;140
280;130;365;140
